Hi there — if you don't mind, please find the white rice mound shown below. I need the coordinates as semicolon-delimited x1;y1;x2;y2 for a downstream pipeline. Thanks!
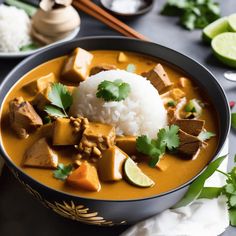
0;5;32;52
70;70;167;138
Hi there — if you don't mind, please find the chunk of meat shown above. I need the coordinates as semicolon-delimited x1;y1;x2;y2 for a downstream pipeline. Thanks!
9;97;43;139
23;138;58;168
174;119;205;136
90;64;116;76
53;117;88;145
62;47;93;83
117;52;128;63
98;146;128;181
142;64;173;93
23;73;55;95
77;122;116;160
115;136;137;155
178;129;202;159
67;161;101;192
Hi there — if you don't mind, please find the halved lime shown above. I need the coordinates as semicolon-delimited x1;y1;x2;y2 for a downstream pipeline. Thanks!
124;158;154;188
211;32;236;68
228;14;236;32
202;17;229;43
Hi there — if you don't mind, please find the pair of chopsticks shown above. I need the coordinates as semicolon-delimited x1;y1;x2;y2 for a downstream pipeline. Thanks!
72;0;149;41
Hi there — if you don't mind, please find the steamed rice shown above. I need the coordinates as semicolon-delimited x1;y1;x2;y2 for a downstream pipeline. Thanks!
0;5;32;52
70;70;167;138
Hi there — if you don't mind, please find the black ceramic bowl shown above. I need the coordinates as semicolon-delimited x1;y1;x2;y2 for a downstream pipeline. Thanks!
0;37;230;226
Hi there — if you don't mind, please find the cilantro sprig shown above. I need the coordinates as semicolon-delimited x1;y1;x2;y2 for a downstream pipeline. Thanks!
198;130;215;141
53;163;73;181
44;83;73;117
96;79;131;102
136;125;180;167
161;0;221;30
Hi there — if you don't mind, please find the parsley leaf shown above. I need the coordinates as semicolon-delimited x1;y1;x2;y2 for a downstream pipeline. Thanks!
44;83;73;117
96;79;131;102
53;163;73;181
136;125;179;167
198;131;215;141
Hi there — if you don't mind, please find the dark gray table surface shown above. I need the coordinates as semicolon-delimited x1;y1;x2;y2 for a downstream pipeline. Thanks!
1;0;236;235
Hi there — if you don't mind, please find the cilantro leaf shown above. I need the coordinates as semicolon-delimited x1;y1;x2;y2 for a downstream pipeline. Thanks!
53;163;73;181
96;79;131;102
198;131;215;141
44;83;73;117
229;208;236;226
136;125;180;167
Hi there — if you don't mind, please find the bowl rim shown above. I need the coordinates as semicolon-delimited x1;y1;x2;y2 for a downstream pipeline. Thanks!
0;36;231;203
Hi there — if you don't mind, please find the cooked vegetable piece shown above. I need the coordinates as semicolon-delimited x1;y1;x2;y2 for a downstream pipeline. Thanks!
178;77;192;88
161;88;186;102
39;122;54;138
9;97;43;139
184;99;203;118
23;73;55;95
23;138;58;168
67;161;101;191
98;146;128;181
156;158;169;171
178;129;202;159
90;64;116;75
174;119;205;136
62;47;93;83
53;117;87;145
77;122;116;159
124;158;154;187
142;64;173;93
115;136;137;155
31;86;51;111
117;52;128;63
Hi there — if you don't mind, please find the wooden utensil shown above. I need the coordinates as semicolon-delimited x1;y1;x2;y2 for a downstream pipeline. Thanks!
72;0;149;41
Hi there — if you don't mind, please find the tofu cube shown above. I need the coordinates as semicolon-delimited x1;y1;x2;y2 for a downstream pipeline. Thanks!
115;136;137;155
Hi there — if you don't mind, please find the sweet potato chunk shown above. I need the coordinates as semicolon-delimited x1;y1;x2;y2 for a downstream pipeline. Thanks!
23;138;58;168
174;119;205;136
62;47;93;83
77;122;116;159
53;117;87;145
115;136;137;155
98;146;128;181
23;73;55;95
117;52;128;63
142;64;173;93
90;64;116;75
9;97;43;139
67;161;100;191
178;129;202;159
156;158;170;171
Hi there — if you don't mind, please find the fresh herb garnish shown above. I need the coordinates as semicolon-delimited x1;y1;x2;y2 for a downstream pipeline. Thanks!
161;0;221;30
126;64;136;73
20;43;39;52
53;163;73;181
43;115;52;124
198;131;215;141
232;113;236;129
96;79;131;102
167;100;177;107
44;83;73;117
136;125;180;167
185;100;197;112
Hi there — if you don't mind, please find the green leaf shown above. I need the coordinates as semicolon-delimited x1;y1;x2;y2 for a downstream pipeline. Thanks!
229;208;236;226
96;79;131;102
180;10;197;30
225;183;236;194
5;0;37;16
126;64;136;73
173;155;226;208
198;187;223;199
198;131;215;141
167;100;177;107
234;155;236;164
230;195;236;207
232;113;236;129
53;163;73;181
20;43;39;52
44;105;67;118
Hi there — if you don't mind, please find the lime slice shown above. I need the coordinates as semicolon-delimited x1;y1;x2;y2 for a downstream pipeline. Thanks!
124;158;154;188
211;32;236;68
228;14;236;32
202;17;229;43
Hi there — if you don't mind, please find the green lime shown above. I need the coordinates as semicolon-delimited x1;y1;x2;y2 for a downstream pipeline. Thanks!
228;14;236;32
124;158;154;188
211;32;236;68
202;17;229;43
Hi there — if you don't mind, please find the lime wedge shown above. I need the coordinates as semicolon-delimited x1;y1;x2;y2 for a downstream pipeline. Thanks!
202;17;229;43
211;32;236;68
124;158;154;188
228;14;236;32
